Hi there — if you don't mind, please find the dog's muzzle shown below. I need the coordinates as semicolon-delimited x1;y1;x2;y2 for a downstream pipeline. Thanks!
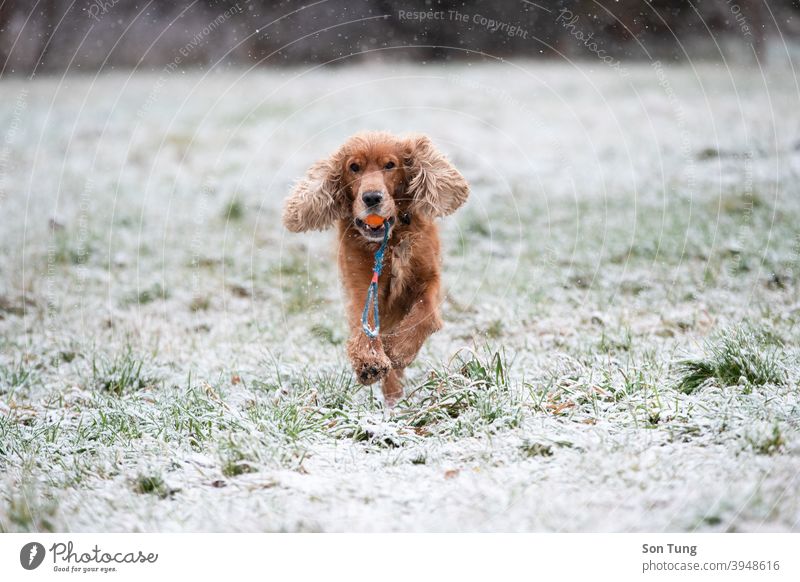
354;216;395;241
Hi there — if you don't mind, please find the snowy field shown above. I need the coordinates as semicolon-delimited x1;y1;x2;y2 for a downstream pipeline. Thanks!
1;61;799;532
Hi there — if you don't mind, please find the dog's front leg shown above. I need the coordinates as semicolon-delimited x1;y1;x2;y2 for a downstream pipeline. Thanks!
383;283;443;371
346;331;391;386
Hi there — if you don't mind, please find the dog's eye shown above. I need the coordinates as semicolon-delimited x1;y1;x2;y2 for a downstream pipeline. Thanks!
384;161;395;170
349;163;360;173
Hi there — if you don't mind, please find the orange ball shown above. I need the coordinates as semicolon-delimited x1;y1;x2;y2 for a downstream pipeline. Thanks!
363;214;385;227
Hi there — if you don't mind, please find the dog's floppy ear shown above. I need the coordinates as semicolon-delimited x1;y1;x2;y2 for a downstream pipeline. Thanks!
282;145;348;232
403;134;469;219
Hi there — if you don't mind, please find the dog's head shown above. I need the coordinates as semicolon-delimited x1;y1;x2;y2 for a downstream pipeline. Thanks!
283;132;469;242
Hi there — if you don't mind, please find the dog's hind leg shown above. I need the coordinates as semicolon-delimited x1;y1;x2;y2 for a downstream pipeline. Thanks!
381;368;405;407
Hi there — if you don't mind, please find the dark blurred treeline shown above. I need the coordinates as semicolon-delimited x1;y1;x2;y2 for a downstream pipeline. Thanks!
1;0;797;76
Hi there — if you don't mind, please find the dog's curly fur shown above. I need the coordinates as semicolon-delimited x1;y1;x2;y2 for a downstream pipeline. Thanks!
283;132;469;405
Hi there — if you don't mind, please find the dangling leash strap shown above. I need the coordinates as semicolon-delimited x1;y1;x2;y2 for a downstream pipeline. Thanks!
361;221;392;339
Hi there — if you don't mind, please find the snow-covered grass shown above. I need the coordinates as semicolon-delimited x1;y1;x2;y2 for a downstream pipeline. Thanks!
1;62;799;532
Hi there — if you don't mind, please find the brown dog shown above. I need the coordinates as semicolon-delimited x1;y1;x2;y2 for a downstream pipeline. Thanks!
282;132;469;405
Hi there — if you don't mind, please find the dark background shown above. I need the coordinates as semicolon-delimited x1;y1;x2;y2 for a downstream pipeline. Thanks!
1;0;798;76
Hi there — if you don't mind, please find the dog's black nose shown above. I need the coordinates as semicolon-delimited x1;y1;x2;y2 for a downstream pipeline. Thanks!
361;191;383;208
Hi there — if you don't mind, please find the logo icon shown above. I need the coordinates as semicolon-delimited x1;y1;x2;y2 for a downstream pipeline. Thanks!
20;542;46;570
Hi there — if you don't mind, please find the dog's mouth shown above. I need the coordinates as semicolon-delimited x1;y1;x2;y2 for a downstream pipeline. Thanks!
354;216;394;241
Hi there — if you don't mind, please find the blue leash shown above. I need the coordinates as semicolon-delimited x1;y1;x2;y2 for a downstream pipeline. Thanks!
361;222;391;338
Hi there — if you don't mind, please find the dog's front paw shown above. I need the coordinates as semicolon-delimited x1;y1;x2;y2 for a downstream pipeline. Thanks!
353;351;391;385
347;336;391;385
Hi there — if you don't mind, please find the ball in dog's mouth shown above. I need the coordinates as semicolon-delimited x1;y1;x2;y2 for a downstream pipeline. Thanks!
354;215;394;241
